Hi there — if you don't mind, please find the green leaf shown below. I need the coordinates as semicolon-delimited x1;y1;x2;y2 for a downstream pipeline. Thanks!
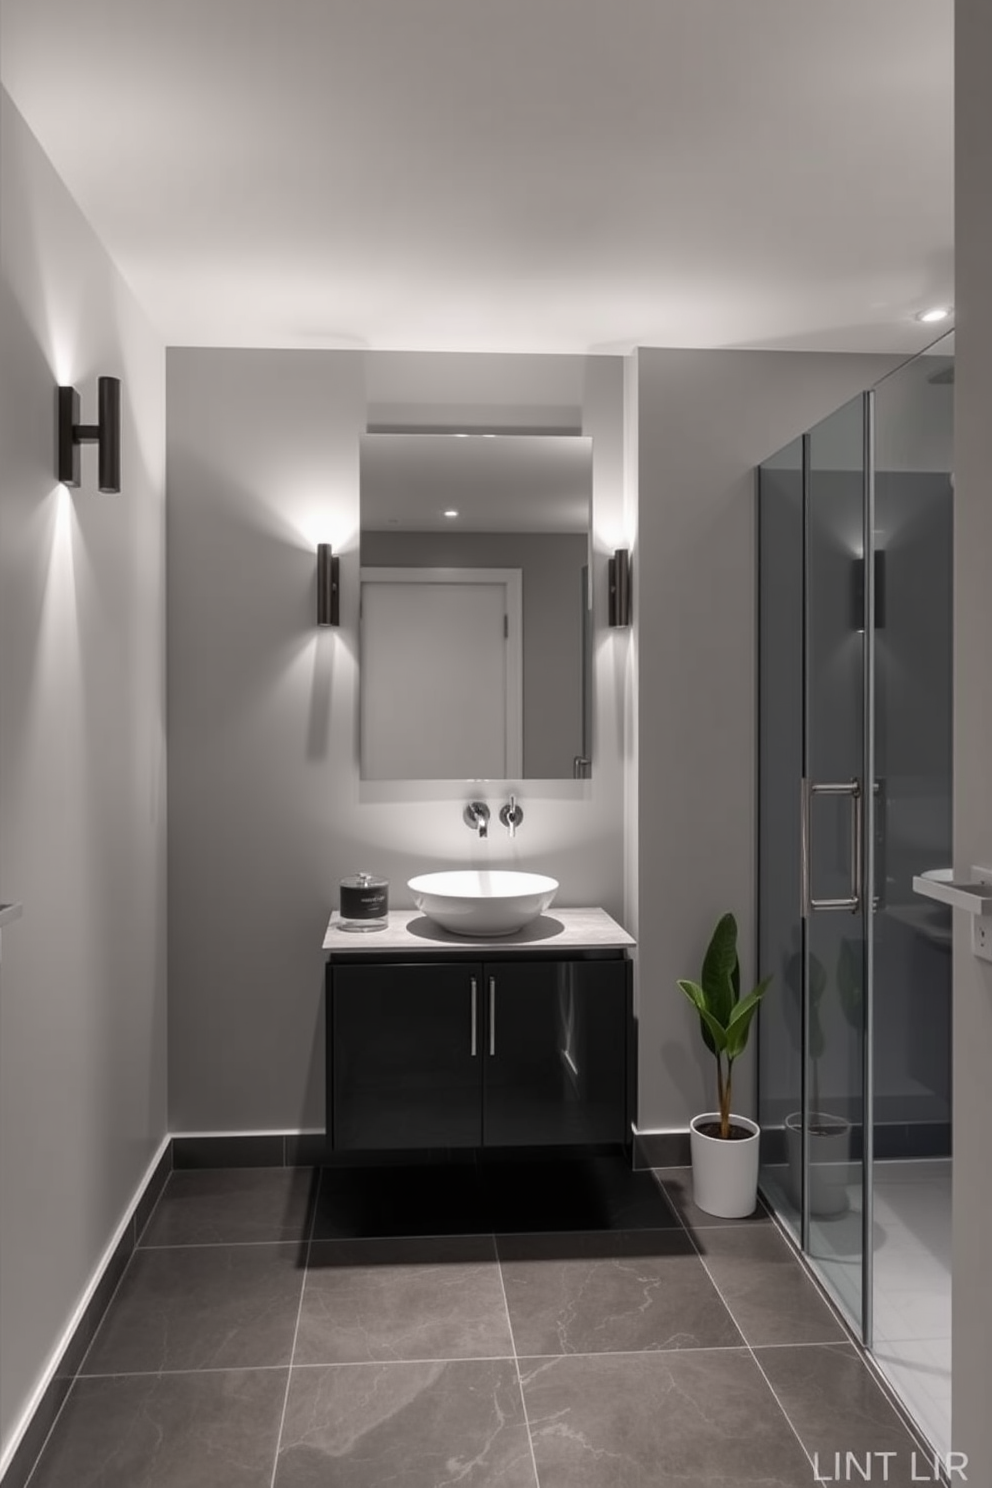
701;912;738;1030
677;979;727;1054
677;976;711;1040
726;976;772;1025
724;977;772;1061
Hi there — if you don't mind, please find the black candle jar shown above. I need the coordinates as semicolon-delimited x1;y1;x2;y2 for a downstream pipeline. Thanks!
338;872;389;931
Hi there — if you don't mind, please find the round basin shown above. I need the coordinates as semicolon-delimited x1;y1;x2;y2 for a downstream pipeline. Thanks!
407;870;559;936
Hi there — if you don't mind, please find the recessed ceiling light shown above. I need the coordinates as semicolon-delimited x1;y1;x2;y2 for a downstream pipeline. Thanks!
443;509;459;519
916;306;952;324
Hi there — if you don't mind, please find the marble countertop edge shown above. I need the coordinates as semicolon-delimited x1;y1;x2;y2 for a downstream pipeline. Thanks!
323;906;635;954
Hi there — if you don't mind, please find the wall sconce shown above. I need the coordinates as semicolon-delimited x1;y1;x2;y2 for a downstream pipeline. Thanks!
317;543;340;626
608;548;632;627
57;377;121;493
851;550;886;631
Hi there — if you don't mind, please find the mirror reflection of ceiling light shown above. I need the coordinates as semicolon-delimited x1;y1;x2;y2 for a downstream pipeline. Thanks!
916;306;952;323
443;509;459;519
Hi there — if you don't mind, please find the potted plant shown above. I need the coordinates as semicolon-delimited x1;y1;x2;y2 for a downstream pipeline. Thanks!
678;911;773;1218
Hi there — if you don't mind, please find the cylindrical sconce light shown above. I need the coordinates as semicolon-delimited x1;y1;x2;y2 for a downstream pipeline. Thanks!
608;548;631;627
98;376;121;493
57;375;122;493
317;543;340;626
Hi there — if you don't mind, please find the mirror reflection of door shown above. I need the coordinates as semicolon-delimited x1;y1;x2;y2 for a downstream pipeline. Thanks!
360;568;523;780
359;432;592;780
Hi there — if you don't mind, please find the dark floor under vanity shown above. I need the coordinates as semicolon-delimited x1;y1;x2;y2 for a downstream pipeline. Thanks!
18;1155;930;1488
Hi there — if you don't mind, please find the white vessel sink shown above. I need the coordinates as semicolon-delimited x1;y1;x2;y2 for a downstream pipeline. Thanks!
407;870;559;936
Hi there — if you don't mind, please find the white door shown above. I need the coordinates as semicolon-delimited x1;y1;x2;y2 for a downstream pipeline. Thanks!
360;568;523;780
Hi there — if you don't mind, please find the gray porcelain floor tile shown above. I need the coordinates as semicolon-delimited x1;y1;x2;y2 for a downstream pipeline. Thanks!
694;1224;848;1346
81;1244;305;1374
756;1343;928;1488
26;1369;287;1488
295;1237;514;1365
140;1167;316;1247
273;1359;538;1488
652;1165;771;1228
519;1349;815;1487
497;1229;743;1356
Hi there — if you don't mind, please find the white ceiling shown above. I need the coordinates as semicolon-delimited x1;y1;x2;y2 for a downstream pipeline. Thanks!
0;0;954;355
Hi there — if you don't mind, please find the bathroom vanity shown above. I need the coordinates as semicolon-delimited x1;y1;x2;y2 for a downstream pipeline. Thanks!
322;909;635;1153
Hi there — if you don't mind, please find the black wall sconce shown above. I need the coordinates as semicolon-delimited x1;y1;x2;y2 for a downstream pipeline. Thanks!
851;550;886;631
57;377;121;493
608;548;632;627
317;543;340;626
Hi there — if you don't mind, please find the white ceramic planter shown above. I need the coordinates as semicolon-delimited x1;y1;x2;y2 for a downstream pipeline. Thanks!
784;1111;852;1217
689;1112;760;1218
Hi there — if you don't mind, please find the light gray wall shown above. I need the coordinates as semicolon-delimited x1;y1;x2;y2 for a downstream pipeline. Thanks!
166;349;628;1132
0;91;167;1464
953;1;992;1475
634;348;898;1129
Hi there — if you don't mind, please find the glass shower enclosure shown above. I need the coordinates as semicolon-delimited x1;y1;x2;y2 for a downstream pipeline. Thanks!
757;334;954;1454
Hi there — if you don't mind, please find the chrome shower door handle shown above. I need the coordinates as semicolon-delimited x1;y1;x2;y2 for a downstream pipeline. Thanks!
801;778;863;916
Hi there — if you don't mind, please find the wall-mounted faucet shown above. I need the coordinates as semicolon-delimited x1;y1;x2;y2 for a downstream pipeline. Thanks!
464;801;491;839
499;795;524;838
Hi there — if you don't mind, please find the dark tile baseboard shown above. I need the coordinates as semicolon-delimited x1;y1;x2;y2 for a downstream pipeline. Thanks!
172;1134;484;1168
2;1142;172;1488
631;1129;691;1169
172;1134;630;1169
171;1133;287;1169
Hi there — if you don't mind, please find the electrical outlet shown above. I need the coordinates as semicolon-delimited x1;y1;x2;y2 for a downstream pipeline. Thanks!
973;917;992;962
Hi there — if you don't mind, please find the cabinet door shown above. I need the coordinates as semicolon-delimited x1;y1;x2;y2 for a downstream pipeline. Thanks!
482;960;628;1148
331;963;483;1149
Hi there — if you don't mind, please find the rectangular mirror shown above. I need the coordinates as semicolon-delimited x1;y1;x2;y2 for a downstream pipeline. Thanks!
360;431;593;780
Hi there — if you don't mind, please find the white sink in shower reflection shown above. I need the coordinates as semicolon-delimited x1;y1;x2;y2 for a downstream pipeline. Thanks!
407;870;559;936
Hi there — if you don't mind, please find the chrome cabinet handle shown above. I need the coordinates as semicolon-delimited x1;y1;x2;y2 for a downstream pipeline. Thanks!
470;977;478;1056
801;778;863;916
489;976;496;1056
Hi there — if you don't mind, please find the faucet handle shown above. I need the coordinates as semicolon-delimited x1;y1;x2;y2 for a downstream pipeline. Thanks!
464;801;491;838
499;795;524;836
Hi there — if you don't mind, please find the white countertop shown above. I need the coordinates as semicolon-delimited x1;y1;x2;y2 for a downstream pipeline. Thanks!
323;907;635;955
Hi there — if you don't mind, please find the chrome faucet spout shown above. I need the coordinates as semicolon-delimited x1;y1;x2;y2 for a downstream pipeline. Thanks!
464;801;491;838
499;795;524;838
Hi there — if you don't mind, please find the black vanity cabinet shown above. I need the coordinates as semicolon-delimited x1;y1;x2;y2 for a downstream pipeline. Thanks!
326;949;632;1153
331;962;483;1149
482;960;628;1148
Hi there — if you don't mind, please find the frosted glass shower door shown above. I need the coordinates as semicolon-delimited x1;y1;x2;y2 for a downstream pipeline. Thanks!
758;395;875;1342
